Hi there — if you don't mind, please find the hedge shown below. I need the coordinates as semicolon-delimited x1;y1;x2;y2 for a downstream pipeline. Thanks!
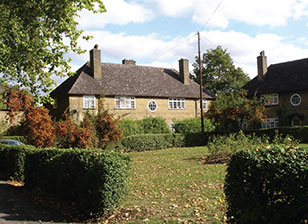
0;144;33;181
0;145;132;218
225;146;308;223
172;117;215;133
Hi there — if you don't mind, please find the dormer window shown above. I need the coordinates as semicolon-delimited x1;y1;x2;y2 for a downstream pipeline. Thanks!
261;93;279;106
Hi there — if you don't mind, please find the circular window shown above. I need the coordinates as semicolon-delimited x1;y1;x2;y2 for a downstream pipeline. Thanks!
147;100;158;112
290;94;301;106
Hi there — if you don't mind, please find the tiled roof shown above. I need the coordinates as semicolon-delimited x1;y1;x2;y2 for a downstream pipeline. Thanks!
243;58;308;96
51;62;215;99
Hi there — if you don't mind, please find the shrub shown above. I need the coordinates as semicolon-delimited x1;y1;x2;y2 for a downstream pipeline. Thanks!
119;119;144;137
0;144;33;181
204;131;299;164
172;117;215;133
225;146;308;223
119;133;174;152
21;106;55;148
24;148;132;217
142;117;170;134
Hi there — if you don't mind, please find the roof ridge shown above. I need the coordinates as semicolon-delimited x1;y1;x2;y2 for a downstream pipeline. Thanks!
269;57;308;68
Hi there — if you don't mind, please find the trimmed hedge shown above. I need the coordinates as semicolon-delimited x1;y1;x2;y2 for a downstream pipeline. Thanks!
172;118;215;133
0;145;132;218
225;146;308;223
0;144;33;181
118;132;212;152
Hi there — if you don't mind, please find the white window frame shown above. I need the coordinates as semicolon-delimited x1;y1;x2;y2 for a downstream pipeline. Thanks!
260;93;279;106
168;98;185;110
261;118;279;129
83;95;96;109
290;94;301;106
115;96;136;109
147;100;158;112
199;99;207;110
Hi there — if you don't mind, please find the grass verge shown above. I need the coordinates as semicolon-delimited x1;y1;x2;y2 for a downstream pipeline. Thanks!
104;147;226;223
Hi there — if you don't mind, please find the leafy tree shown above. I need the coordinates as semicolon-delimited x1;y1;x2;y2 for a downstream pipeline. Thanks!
205;90;265;132
192;46;250;95
0;0;105;103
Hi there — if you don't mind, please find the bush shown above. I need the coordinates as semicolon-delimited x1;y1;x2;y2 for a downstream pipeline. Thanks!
0;144;33;181
225;146;308;223
24;148;132;218
119;119;144;137
119;133;174;152
172;118;215;133
204;131;299;164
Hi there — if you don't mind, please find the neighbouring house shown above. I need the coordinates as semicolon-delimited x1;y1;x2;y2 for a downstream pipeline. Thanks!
49;45;214;124
243;51;308;128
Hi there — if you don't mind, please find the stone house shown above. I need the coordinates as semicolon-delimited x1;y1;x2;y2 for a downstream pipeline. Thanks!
49;45;214;124
243;51;308;128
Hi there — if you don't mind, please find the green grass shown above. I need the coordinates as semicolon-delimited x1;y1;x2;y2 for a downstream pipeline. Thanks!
107;147;227;223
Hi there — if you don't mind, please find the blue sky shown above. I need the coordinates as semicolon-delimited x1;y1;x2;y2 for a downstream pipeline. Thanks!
63;0;308;84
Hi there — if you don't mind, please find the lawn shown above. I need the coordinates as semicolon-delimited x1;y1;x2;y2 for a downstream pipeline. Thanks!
104;147;227;223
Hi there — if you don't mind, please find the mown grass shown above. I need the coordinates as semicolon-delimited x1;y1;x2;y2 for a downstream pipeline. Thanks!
108;147;227;223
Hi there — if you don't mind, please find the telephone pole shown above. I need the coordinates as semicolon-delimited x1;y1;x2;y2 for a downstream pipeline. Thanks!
198;32;205;145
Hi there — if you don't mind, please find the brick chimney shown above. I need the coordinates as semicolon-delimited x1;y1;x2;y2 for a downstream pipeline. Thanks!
179;58;190;85
257;51;267;81
89;44;102;80
122;59;136;65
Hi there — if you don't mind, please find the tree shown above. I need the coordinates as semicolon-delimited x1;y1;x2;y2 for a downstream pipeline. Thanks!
205;90;266;132
192;46;250;95
0;0;105;103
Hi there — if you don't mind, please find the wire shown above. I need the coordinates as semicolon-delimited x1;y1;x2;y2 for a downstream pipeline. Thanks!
201;0;224;29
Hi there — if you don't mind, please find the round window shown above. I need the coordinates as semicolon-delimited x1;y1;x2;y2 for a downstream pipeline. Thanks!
148;100;158;112
290;94;301;106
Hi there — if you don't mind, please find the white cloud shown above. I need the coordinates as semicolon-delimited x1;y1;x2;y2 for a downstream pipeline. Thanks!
77;0;154;28
153;0;302;28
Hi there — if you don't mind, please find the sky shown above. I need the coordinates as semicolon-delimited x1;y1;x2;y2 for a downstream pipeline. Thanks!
62;0;308;84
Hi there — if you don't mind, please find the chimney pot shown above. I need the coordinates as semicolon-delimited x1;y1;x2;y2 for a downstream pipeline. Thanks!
179;58;190;85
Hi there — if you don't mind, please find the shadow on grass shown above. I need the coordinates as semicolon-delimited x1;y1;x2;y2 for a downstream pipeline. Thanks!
0;180;73;223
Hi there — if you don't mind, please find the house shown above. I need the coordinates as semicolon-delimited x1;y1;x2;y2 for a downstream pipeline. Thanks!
243;51;308;128
49;45;214;124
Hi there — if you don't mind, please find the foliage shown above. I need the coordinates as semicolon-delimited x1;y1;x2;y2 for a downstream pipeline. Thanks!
192;46;250;95
205;90;266;132
142;117;170;134
0;0;105;103
119;119;144;137
119;117;170;137
204;131;299;164
21;105;55;148
0;144;34;181
172;117;215;133
225;146;308;223
276;104;290;126
24;148;132;218
95;110;123;149
119;134;174;152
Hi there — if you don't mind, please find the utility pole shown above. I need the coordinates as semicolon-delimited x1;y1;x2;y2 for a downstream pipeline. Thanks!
198;32;205;145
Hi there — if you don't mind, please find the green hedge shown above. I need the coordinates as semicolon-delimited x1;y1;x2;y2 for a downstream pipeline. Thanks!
118;132;213;152
119;117;170;137
225;146;308;223
0;144;33;181
0;145;132;218
172;118;215;133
